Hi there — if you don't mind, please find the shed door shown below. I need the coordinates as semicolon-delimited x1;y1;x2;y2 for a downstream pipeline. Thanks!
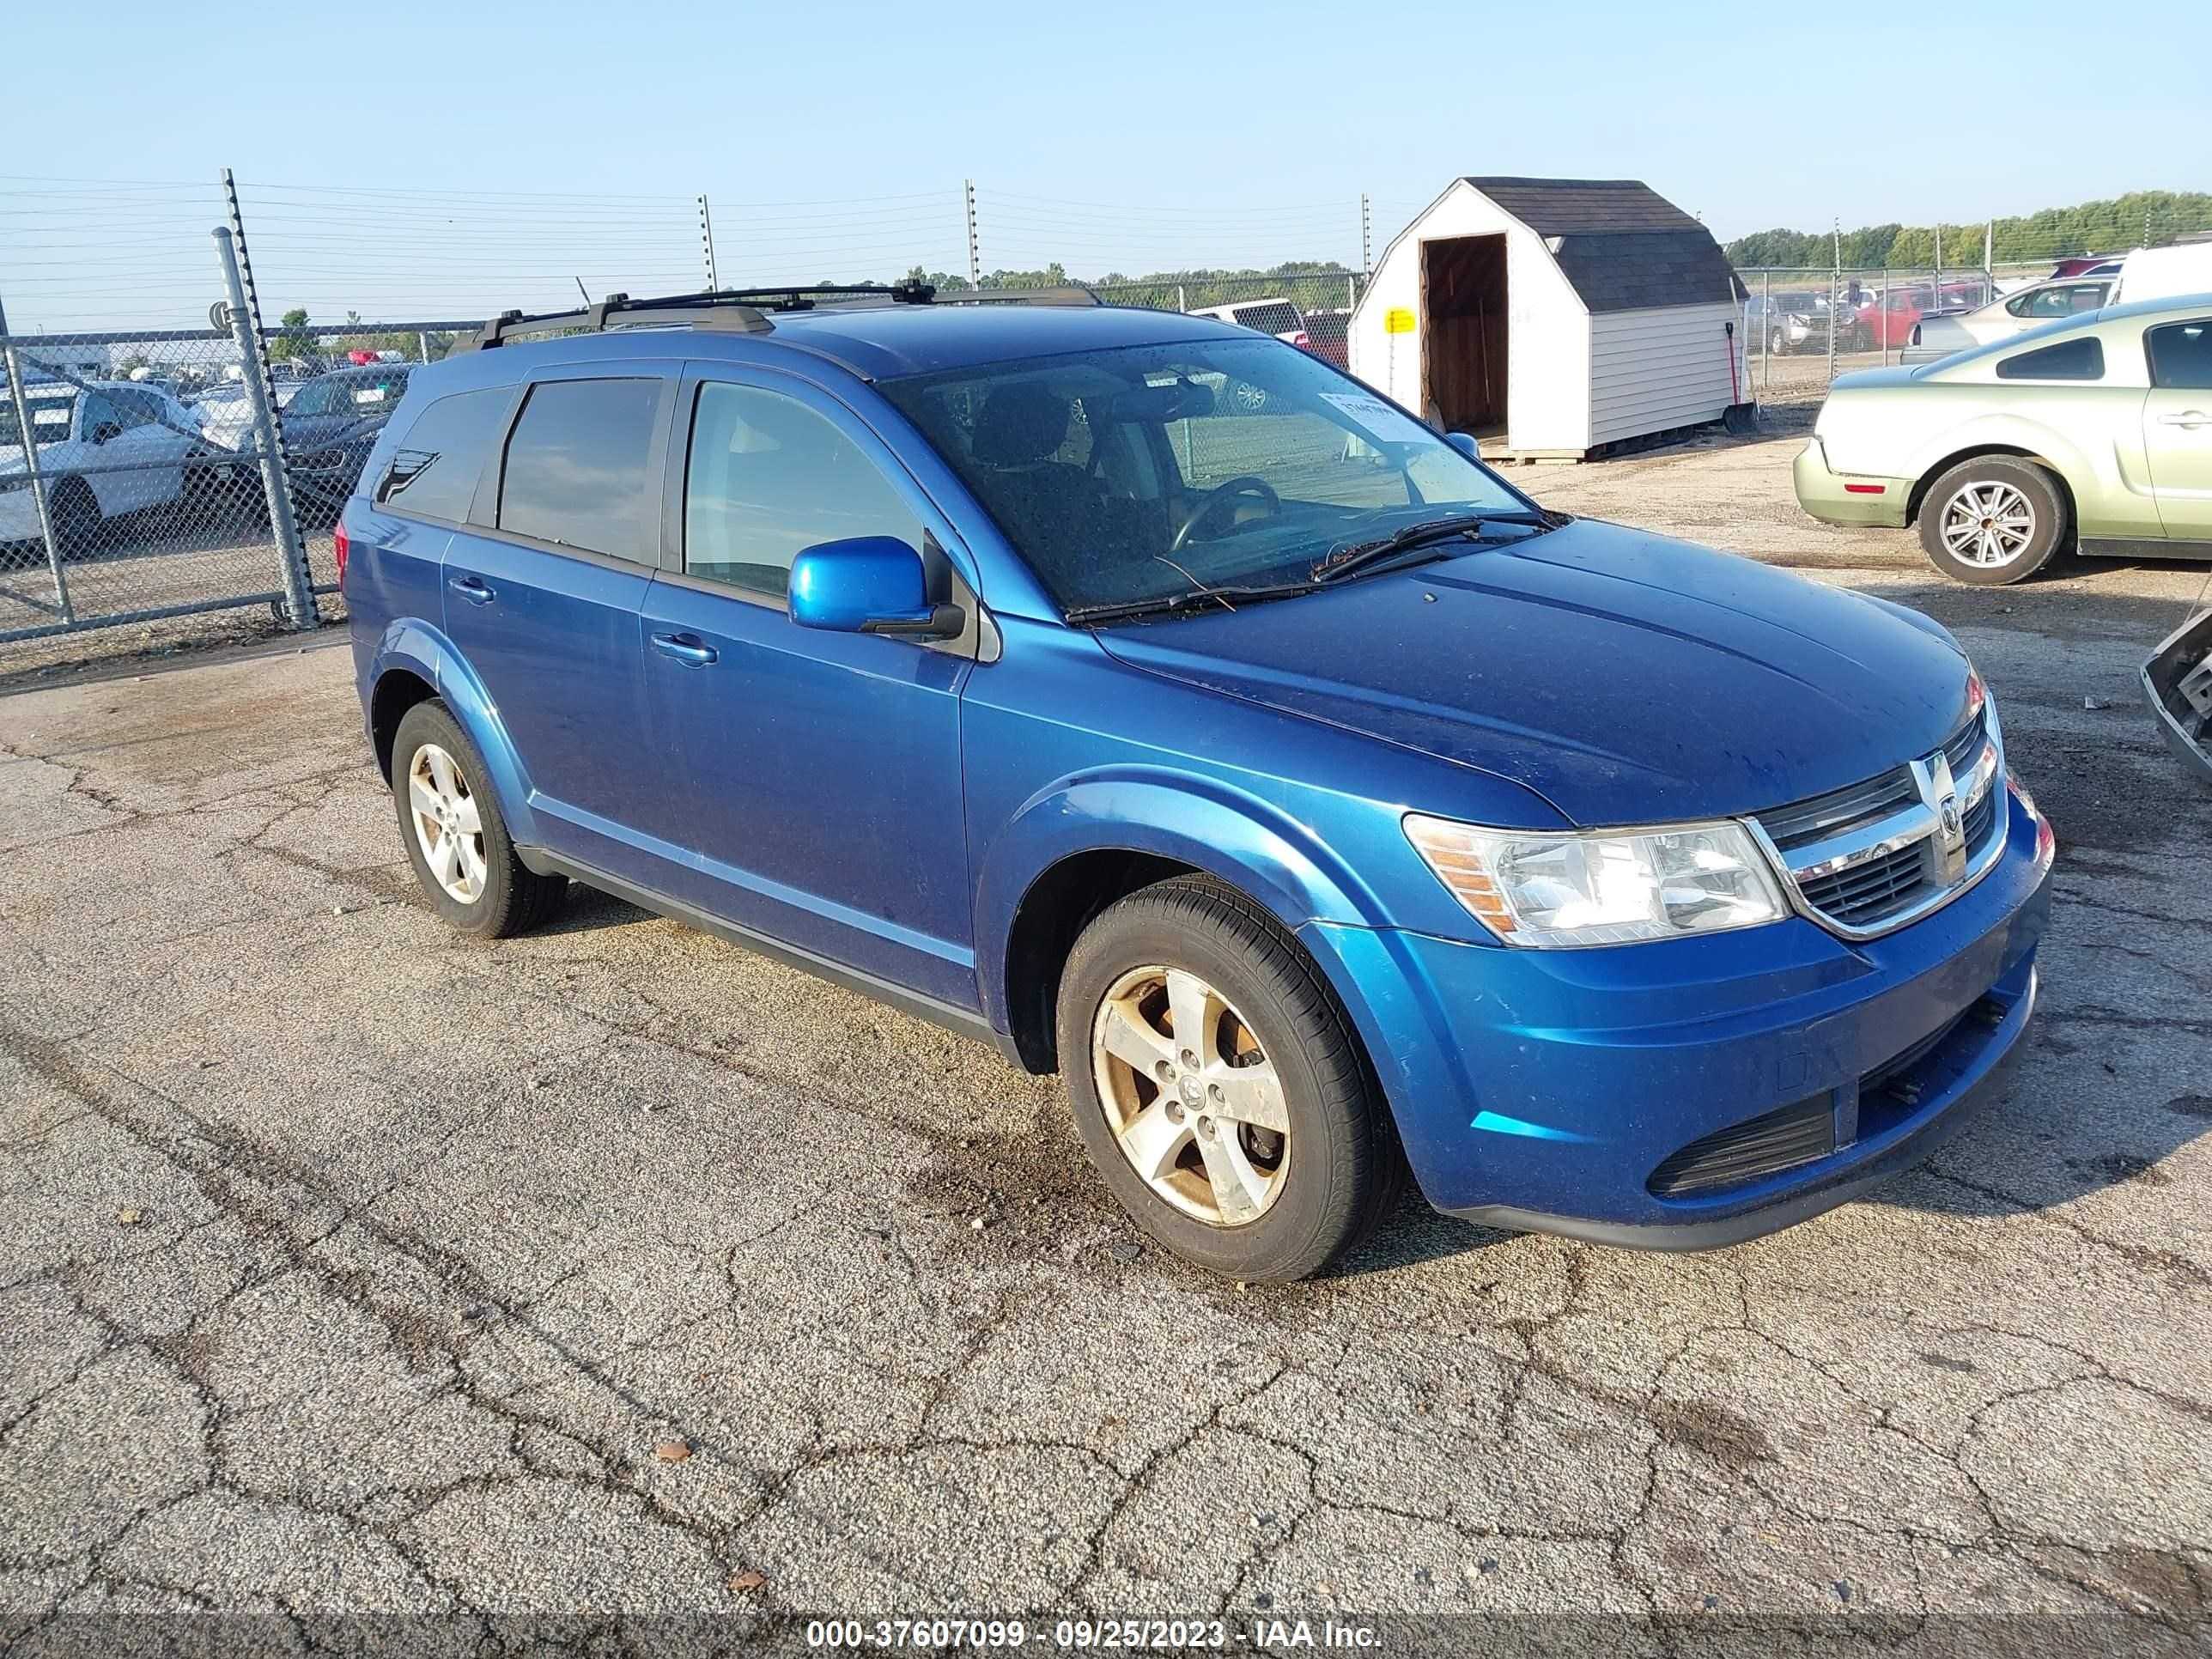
1421;234;1509;438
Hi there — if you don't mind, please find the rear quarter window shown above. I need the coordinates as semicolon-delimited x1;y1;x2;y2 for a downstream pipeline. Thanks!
495;378;664;562
375;387;511;523
1995;337;2104;381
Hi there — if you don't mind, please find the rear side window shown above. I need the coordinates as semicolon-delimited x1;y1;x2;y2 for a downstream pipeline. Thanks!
497;378;663;562
1996;337;2104;381
682;381;922;599
2147;320;2212;390
376;388;508;522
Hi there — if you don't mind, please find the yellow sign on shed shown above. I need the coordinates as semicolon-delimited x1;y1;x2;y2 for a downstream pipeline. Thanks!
1383;307;1417;335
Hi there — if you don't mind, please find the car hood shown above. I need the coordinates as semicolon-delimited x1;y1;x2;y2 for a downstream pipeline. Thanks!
1091;519;1973;827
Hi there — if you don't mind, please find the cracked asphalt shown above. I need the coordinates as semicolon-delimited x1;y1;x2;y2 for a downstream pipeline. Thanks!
2;433;2209;1656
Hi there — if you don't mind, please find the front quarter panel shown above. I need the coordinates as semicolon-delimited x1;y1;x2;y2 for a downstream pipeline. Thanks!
963;616;1569;1037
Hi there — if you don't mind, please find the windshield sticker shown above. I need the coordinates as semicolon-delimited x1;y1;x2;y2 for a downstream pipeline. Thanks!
354;387;388;404
1319;391;1423;445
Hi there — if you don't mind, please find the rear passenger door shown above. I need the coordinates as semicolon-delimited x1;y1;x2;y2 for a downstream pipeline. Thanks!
637;365;979;1010
443;365;681;882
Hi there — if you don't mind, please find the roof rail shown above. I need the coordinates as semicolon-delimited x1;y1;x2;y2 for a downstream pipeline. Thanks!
452;278;1102;352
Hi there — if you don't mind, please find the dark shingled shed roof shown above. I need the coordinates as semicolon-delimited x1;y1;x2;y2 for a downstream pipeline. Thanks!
1462;177;1745;313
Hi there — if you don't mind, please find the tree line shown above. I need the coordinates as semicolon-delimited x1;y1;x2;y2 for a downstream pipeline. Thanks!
1726;191;2212;270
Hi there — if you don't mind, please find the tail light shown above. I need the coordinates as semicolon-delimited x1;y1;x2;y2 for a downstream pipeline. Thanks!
333;520;349;589
1291;330;1312;349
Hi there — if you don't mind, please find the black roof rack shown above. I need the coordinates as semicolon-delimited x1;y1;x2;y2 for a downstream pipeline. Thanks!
453;280;1103;352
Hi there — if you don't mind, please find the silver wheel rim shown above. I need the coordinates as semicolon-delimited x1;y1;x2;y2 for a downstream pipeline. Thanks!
1940;481;2036;568
1091;965;1291;1228
407;743;487;903
1234;382;1266;412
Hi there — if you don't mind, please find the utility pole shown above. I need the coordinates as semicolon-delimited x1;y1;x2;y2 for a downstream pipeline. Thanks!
1361;194;1372;274
964;179;981;286
698;195;719;289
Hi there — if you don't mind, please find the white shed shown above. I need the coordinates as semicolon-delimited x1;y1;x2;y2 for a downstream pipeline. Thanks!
1349;177;1748;459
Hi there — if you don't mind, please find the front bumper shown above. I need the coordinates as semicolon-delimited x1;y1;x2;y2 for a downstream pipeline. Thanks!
1304;787;2052;1249
2142;606;2212;786
1793;438;1910;528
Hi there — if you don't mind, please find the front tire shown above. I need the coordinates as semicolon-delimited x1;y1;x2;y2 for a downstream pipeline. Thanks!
390;701;565;938
1056;876;1403;1281
1917;456;2068;586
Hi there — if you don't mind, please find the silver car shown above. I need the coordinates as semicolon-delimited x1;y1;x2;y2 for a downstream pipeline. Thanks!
1796;291;2212;584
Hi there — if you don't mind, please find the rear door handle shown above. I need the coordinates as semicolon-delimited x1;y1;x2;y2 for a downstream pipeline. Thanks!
448;575;495;605
650;631;718;666
2159;410;2212;428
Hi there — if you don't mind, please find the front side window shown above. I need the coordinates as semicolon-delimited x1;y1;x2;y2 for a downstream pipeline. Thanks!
2147;319;2212;391
497;378;662;562
1996;337;2104;380
879;337;1531;615
683;380;922;599
377;387;510;521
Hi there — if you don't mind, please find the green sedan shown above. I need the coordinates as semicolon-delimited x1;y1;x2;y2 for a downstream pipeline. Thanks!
1795;291;2212;585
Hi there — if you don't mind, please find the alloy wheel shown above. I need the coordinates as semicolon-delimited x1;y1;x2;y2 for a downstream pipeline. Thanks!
1939;481;2036;568
1090;965;1291;1227
407;743;487;903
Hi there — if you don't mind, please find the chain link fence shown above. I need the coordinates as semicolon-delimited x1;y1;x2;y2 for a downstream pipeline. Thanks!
0;234;483;656
1091;271;1366;369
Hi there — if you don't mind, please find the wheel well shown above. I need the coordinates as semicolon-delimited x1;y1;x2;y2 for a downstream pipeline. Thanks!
1907;445;2075;530
368;669;436;782
1002;850;1201;1073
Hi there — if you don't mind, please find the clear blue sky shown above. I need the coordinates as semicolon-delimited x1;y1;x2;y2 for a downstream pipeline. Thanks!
3;0;2205;329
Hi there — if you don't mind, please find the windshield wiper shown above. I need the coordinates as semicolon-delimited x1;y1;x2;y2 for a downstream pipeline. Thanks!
1311;511;1551;585
1064;580;1324;627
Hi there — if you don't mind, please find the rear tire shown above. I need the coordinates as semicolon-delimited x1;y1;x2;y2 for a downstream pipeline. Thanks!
49;479;99;560
391;701;565;938
1917;456;2068;586
1057;876;1405;1281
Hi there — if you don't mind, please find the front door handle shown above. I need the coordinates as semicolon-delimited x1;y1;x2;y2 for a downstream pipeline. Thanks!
650;631;719;666
2159;410;2212;428
448;574;495;605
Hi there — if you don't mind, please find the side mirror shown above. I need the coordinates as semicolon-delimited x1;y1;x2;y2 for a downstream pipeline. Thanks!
788;536;963;640
91;422;124;446
1446;431;1482;462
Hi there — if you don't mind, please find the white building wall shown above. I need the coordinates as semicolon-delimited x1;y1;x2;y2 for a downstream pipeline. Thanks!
1347;182;1591;452
1587;302;1744;447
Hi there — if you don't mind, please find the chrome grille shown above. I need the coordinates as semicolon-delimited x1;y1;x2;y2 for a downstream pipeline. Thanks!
1799;842;1926;925
1751;703;2006;940
1758;766;1917;852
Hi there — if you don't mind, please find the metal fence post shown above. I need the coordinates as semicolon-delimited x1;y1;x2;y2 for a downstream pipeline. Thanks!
214;229;314;630
1176;283;1187;313
0;293;72;624
1880;266;1890;366
1760;270;1770;394
1361;194;1372;274
964;180;981;286
698;194;719;289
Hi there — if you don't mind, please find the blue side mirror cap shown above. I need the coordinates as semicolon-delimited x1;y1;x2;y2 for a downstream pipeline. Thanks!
1447;431;1482;461
788;535;963;640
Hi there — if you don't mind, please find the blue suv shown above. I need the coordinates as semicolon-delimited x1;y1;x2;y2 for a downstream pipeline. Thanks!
344;283;2055;1280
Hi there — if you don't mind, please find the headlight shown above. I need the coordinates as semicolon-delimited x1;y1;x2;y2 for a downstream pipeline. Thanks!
1403;813;1789;948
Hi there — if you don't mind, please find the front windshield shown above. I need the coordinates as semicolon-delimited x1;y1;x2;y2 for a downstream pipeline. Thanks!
879;337;1533;613
0;392;76;448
